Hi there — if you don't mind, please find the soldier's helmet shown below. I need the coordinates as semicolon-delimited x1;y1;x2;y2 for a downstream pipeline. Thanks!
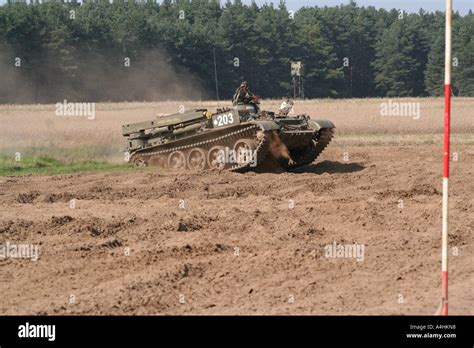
240;81;249;89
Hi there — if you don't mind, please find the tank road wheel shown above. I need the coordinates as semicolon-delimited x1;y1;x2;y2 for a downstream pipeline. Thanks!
187;148;207;171
131;156;148;167
208;146;226;170
167;151;186;170
233;139;257;166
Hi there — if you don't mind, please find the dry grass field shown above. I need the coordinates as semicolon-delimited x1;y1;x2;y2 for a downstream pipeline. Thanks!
0;98;473;315
1;97;473;162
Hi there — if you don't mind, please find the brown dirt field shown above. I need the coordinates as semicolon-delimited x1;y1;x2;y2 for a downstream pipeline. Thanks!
0;143;473;315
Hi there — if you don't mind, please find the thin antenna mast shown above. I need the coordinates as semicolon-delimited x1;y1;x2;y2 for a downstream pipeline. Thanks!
213;47;219;102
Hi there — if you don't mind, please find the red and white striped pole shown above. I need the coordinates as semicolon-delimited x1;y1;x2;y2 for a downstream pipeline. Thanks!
441;0;452;316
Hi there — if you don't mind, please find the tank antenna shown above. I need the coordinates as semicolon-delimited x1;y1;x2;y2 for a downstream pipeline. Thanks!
213;47;220;107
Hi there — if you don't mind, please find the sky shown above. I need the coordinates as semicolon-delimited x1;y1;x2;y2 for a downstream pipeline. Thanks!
0;0;472;14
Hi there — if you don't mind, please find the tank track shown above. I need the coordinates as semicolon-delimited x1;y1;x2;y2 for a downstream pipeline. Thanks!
287;128;334;169
129;123;270;172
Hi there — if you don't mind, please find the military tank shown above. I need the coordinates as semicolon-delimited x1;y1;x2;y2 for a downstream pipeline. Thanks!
122;99;334;172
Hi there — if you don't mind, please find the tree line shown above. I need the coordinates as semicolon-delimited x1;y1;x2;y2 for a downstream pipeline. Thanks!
0;0;473;103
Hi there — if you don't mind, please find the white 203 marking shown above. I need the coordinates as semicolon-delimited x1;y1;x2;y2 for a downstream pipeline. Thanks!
216;113;234;126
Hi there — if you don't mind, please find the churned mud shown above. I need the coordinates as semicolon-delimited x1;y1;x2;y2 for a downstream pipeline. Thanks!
0;144;472;315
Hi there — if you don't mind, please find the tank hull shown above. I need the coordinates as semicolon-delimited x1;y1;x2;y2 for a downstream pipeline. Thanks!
123;107;335;171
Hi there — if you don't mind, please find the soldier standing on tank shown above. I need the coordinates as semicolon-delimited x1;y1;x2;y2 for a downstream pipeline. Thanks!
232;81;254;105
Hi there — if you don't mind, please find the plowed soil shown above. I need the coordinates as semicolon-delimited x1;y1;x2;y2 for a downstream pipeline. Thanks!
1;144;473;315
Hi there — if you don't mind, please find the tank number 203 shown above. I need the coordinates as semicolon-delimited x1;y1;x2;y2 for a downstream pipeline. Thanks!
213;113;236;127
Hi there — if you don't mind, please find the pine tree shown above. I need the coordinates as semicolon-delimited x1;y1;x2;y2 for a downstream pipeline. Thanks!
456;14;474;96
293;8;343;98
0;1;473;102
374;19;421;96
424;35;445;96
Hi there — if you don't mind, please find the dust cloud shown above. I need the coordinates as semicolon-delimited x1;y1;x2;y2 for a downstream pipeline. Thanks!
0;44;207;104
